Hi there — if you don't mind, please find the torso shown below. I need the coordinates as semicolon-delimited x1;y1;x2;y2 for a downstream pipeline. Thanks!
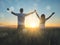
17;13;25;25
40;19;45;30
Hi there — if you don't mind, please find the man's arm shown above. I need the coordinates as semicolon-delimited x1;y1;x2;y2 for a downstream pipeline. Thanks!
25;10;36;16
11;11;18;15
46;12;55;20
7;8;18;16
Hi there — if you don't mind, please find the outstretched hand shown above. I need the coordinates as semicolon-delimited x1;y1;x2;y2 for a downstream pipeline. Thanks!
52;12;55;15
34;10;36;13
35;10;38;14
7;8;12;13
7;8;9;11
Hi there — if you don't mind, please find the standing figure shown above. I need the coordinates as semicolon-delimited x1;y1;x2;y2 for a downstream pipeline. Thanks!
7;8;36;32
36;11;55;30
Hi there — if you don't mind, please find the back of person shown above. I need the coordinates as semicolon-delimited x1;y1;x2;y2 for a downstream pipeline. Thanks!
17;13;25;25
36;12;55;30
40;14;45;30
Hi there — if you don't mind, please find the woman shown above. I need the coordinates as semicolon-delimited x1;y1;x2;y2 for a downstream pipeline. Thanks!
36;11;55;30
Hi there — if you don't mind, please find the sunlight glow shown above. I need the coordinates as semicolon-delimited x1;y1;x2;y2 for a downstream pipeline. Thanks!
29;22;36;28
25;13;39;28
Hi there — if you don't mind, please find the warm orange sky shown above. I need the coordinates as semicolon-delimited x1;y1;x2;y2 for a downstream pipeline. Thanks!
0;13;60;28
0;0;60;28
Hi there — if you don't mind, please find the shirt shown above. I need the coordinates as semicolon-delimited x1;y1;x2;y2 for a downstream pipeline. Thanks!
11;12;26;25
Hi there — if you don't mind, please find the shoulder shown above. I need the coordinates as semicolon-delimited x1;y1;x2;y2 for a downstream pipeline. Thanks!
23;13;26;15
18;13;25;16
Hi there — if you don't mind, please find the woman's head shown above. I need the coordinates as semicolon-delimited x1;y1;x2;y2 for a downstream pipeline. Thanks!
41;14;45;19
40;14;45;23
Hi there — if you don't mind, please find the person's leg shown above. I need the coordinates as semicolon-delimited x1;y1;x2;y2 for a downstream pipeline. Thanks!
17;25;24;32
17;25;24;45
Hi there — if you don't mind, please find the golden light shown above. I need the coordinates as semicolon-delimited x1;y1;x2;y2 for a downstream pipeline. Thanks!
25;13;40;28
29;22;36;28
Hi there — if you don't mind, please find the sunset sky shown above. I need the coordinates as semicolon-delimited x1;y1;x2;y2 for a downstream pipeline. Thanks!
0;0;60;27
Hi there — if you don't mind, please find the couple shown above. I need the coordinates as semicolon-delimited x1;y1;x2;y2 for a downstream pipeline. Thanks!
7;8;55;32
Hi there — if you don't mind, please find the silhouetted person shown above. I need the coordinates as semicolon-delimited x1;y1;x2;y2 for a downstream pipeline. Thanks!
36;11;55;30
7;8;36;32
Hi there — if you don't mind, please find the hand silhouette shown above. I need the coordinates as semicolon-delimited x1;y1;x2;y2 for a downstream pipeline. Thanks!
52;12;55;15
7;8;9;10
34;10;36;13
7;8;12;13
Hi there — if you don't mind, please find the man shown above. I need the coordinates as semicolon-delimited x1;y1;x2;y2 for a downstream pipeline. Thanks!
7;8;36;32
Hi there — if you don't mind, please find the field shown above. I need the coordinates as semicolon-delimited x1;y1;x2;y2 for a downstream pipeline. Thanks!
0;27;60;45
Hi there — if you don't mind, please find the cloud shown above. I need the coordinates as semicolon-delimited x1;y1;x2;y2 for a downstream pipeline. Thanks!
7;6;14;13
46;5;51;11
33;3;38;9
10;6;14;11
0;12;5;22
0;12;5;18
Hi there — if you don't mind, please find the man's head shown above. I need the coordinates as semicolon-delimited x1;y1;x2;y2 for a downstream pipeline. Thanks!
20;8;23;13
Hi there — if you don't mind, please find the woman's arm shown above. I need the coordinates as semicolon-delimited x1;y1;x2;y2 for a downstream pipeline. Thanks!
36;12;40;19
46;12;55;20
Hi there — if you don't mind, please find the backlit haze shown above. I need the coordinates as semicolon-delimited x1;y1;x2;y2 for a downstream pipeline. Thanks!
0;0;60;28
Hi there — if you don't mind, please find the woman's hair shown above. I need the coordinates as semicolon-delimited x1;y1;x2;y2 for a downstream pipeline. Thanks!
41;14;45;18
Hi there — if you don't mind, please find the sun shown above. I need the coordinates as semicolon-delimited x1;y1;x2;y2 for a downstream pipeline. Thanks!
25;13;39;28
30;23;36;28
27;22;38;28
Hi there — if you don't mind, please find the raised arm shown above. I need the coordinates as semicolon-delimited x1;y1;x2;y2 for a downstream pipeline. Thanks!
25;10;36;16
7;8;18;16
11;11;18;15
46;12;55;20
36;11;40;19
